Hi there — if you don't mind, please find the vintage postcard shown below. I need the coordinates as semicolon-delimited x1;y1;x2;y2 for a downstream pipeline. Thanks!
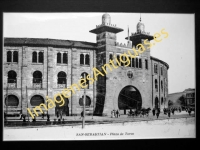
3;12;195;140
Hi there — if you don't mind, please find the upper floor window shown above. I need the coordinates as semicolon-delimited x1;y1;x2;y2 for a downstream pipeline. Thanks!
80;72;89;89
7;50;18;63
136;58;138;68
161;66;163;75
109;52;113;65
8;70;17;83
154;64;158;73
145;59;148;69
33;71;42;89
57;71;67;84
57;52;68;64
139;58;142;68
161;80;163;92
131;58;135;67
155;79;158;92
116;54;120;66
80;53;90;65
7;70;17;88
32;51;43;63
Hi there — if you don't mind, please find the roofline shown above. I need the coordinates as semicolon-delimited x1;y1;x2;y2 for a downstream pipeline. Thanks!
4;37;97;50
150;56;169;69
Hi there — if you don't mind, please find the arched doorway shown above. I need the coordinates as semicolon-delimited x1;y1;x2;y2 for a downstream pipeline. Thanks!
30;95;44;106
55;95;69;116
5;95;19;106
155;97;159;109
79;95;91;107
118;86;142;114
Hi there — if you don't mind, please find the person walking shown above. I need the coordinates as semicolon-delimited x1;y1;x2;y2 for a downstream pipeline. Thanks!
80;111;84;119
168;108;171;118
60;110;63;119
152;108;155;116
111;110;113;118
56;109;59;118
113;110;116;118
188;107;191;116
116;110;119;118
172;108;175;115
155;108;160;119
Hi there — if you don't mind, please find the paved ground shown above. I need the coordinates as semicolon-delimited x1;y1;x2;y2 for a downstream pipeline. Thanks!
4;110;195;128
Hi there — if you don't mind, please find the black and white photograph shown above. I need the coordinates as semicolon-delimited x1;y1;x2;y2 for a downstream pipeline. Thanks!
3;11;195;140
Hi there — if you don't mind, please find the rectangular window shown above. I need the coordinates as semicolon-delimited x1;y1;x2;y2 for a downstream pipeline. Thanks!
131;58;135;67
161;66;163;75
154;64;158;73
145;59;148;69
109;52;113;65
139;58;142;68
80;53;90;66
57;52;68;64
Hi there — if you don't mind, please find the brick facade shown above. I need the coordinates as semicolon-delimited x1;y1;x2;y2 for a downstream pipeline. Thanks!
3;13;169;117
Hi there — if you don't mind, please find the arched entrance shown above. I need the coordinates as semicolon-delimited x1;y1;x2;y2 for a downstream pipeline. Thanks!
79;95;91;107
55;95;69;116
118;86;142;114
30;95;44;106
5;95;19;106
155;97;159;109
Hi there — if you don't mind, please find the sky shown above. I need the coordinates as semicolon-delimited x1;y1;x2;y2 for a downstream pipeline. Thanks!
3;13;195;94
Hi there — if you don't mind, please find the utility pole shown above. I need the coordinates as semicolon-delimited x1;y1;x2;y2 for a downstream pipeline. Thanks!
26;86;29;122
82;73;86;129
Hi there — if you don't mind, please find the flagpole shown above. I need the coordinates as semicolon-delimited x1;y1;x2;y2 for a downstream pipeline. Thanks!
26;86;29;122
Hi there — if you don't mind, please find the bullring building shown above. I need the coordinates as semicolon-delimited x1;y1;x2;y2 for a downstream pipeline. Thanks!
3;13;169;117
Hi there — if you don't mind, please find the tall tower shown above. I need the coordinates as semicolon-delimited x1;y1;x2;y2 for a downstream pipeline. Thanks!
125;16;154;47
90;13;123;115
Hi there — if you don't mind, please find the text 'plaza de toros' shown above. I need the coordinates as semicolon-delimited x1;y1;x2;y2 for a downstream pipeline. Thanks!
3;13;169;116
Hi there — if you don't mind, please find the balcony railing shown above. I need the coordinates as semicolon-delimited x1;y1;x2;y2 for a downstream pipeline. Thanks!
7;83;17;88
57;84;67;88
33;83;42;89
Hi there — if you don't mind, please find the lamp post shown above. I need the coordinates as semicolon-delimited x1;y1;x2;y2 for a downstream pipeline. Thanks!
82;73;86;129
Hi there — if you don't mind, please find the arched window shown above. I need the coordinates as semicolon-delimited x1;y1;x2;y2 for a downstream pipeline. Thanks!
13;51;18;62
7;51;12;62
63;53;68;64
57;71;67;84
117;55;120;66
155;79;158;92
109;53;113;61
128;57;131;67
85;54;90;65
57;52;61;63
121;56;124;66
30;95;44;106
109;53;113;65
32;51;37;63
154;64;158;73
161;97;163;105
80;54;84;65
139;58;142;68
8;70;17;83
161;80;163;91
136;58;138;68
38;52;43;63
80;72;89;89
33;71;42;83
131;58;135;67
5;95;19;106
79;96;91;107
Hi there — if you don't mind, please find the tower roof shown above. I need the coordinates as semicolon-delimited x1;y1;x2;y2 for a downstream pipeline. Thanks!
90;13;123;34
